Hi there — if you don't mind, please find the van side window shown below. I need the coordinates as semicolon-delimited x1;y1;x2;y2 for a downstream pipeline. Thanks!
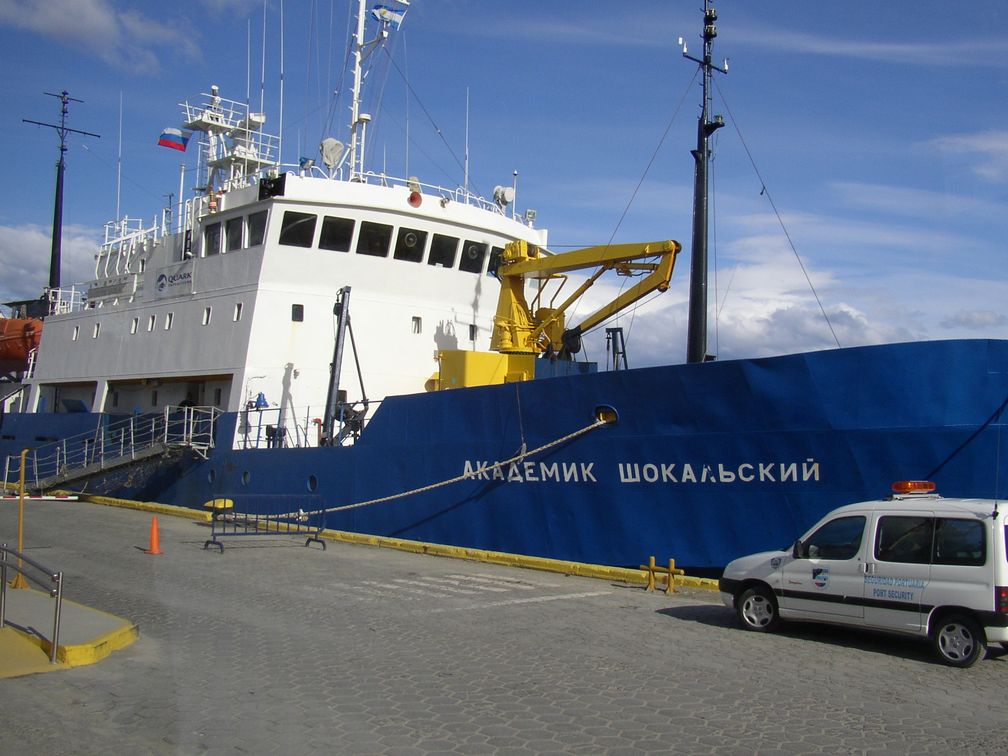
802;515;865;560
875;516;933;564
933;518;985;566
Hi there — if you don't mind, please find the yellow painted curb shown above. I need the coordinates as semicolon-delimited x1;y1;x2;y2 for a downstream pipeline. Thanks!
82;494;211;522
317;529;721;591
76;494;719;591
57;621;139;667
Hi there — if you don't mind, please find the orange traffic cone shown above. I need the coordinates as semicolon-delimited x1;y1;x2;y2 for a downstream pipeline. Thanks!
145;516;163;555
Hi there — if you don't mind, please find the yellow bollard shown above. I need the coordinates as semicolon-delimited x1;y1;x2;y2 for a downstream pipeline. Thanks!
10;449;29;589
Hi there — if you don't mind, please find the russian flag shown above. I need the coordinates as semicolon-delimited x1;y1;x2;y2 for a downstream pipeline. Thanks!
157;128;191;151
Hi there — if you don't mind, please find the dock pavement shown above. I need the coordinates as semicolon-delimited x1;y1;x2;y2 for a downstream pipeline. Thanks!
2;497;1007;754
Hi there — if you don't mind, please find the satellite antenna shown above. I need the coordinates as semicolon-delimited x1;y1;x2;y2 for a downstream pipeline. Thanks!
23;90;100;291
493;185;515;208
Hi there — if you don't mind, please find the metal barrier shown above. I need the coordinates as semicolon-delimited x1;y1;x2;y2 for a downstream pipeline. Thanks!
203;495;326;553
3;405;219;492
0;543;64;663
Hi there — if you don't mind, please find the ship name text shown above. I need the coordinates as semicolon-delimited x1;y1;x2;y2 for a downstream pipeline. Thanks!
459;459;820;485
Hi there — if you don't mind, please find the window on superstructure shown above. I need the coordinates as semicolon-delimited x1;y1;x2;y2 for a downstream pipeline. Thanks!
356;221;393;257
148;314;156;331
487;246;505;277
72;325;79;341
278;211;317;247
214;388;222;406
204;222;222;256
393;227;428;263
202;307;212;326
319;216;355;252
139;259;146;273
459;240;488;274
151;390;158;407
412;316;422;334
225;217;243;252
93;323;101;339
233;302;243;322
292;304;304;322
130;317;138;335
469;324;478;341
164;312;174;330
428;234;458;268
112;391;119;408
248;210;268;247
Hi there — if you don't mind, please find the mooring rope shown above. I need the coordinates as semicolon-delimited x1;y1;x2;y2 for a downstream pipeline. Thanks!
272;417;608;520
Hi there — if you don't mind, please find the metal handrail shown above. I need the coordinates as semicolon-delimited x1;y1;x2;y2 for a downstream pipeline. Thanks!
0;543;64;663
2;405;220;490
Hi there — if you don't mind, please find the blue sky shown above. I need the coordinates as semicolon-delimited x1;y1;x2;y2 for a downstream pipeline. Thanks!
1;0;1006;367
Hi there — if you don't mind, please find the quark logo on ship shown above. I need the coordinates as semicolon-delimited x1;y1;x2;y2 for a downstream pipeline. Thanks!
155;265;193;297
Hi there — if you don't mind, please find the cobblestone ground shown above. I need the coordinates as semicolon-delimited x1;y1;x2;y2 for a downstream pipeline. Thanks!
2;499;1007;754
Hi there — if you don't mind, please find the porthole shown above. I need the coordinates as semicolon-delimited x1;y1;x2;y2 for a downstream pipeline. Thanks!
207;468;217;484
241;471;251;486
307;474;318;493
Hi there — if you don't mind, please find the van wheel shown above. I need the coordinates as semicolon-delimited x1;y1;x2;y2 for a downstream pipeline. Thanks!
737;586;779;632
932;614;986;667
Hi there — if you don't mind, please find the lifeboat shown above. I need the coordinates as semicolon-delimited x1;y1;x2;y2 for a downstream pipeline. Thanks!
0;317;43;373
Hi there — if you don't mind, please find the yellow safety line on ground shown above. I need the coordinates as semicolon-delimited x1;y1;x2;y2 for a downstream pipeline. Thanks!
74;494;720;590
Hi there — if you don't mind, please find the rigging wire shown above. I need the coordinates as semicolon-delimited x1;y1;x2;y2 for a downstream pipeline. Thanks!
380;46;474;194
713;77;841;349
577;69;699;359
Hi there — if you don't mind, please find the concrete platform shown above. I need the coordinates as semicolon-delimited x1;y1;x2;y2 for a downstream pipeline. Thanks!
0;585;137;678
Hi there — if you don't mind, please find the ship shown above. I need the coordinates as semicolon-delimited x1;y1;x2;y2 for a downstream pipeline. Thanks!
2;1;1006;571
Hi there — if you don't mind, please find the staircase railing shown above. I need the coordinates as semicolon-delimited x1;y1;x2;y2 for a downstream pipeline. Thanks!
2;405;220;492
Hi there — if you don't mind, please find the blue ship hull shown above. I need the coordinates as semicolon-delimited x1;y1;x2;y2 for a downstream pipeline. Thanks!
3;339;1006;570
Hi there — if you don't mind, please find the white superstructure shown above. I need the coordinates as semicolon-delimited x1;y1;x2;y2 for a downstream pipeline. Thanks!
15;1;547;449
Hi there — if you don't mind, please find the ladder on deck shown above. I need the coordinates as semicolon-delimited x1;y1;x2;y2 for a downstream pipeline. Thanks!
3;405;220;492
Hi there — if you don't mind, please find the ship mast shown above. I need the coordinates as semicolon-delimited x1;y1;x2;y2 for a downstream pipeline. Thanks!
23;91;100;292
682;1;727;364
347;0;408;181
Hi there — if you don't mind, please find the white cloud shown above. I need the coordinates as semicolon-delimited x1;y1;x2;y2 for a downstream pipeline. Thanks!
0;0;199;73
940;310;1008;330
734;27;1008;67
0;223;96;303
928;130;1008;182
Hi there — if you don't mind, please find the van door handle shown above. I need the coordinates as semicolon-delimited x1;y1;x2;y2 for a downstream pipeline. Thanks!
863;563;876;575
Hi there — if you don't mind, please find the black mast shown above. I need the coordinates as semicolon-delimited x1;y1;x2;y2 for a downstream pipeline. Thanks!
683;1;727;364
23;91;100;292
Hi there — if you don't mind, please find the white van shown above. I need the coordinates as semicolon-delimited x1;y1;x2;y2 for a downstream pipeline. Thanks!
719;481;1008;667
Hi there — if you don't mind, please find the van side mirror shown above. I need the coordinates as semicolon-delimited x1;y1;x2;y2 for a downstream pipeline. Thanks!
792;539;803;559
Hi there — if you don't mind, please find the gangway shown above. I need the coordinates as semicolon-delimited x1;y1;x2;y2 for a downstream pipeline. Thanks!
2;405;219;493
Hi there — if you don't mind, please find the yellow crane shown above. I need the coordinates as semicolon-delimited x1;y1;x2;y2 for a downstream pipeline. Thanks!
434;238;681;390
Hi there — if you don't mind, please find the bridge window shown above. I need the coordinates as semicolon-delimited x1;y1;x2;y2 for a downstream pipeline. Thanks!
204;222;222;256
279;211;317;248
459;240;488;274
319;216;355;252
226;217;243;251
292;304;304;322
393;227;427;263
248;210;268;247
428;234;458;268
356;221;392;257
